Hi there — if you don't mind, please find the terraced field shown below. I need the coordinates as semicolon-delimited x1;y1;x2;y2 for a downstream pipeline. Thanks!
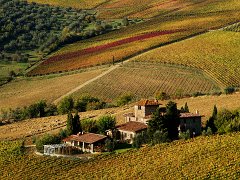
1;133;240;179
134;30;240;87
72;62;219;101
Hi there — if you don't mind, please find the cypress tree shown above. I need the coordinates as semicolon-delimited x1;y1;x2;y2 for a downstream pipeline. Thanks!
73;111;81;134
206;105;218;133
165;101;180;140
66;112;74;135
184;102;189;113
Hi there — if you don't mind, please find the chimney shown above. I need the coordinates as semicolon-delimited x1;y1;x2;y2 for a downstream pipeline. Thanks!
196;110;199;114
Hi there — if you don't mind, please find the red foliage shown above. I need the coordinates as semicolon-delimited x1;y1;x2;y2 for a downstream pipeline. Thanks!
42;29;184;65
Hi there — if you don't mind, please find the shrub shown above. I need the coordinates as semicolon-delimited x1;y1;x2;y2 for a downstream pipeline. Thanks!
58;97;74;114
35;134;61;152
152;130;169;144
155;91;170;101
224;86;235;94
179;130;191;140
116;93;133;106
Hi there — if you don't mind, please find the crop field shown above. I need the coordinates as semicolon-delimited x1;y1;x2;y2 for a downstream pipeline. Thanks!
134;31;240;87
72;62;219;101
1;133;240;179
0;68;106;110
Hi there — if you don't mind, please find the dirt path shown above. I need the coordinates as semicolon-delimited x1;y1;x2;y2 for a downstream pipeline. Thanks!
53;63;122;104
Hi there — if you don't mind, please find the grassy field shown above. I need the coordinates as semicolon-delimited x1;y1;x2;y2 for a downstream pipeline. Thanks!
1;93;240;141
0;62;29;85
1;133;240;179
0;68;106;110
133;30;240;87
72;61;220;101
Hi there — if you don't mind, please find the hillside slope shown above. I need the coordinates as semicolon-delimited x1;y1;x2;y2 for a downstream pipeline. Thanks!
28;0;240;75
1;133;240;179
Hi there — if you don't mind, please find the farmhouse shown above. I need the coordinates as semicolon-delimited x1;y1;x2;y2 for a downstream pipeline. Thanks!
179;112;203;135
116;121;147;144
121;99;203;142
124;99;162;124
63;132;107;153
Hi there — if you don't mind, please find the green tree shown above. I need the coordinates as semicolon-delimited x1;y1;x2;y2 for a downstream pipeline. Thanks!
97;115;116;134
147;108;166;137
206;105;218;133
66;112;74;135
35;134;61;152
132;134;142;148
58;97;74;114
184;102;189;113
116;93;133;106
72;111;81;134
165;101;180;140
179;130;190;140
105;139;115;152
81;118;98;133
152;130;169;145
155;91;170;101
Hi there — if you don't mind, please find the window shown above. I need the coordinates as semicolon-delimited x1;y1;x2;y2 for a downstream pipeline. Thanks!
130;134;133;139
138;106;141;110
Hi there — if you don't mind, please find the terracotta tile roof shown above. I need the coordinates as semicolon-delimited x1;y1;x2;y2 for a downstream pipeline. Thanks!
137;99;162;106
117;121;147;132
63;133;107;144
180;113;203;118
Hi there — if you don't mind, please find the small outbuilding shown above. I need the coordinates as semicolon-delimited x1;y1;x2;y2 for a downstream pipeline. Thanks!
63;133;107;153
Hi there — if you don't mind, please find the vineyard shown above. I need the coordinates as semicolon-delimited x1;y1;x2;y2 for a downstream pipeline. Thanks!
27;0;240;19
27;29;188;75
134;30;240;87
1;133;240;179
72;62;219;101
28;1;240;76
